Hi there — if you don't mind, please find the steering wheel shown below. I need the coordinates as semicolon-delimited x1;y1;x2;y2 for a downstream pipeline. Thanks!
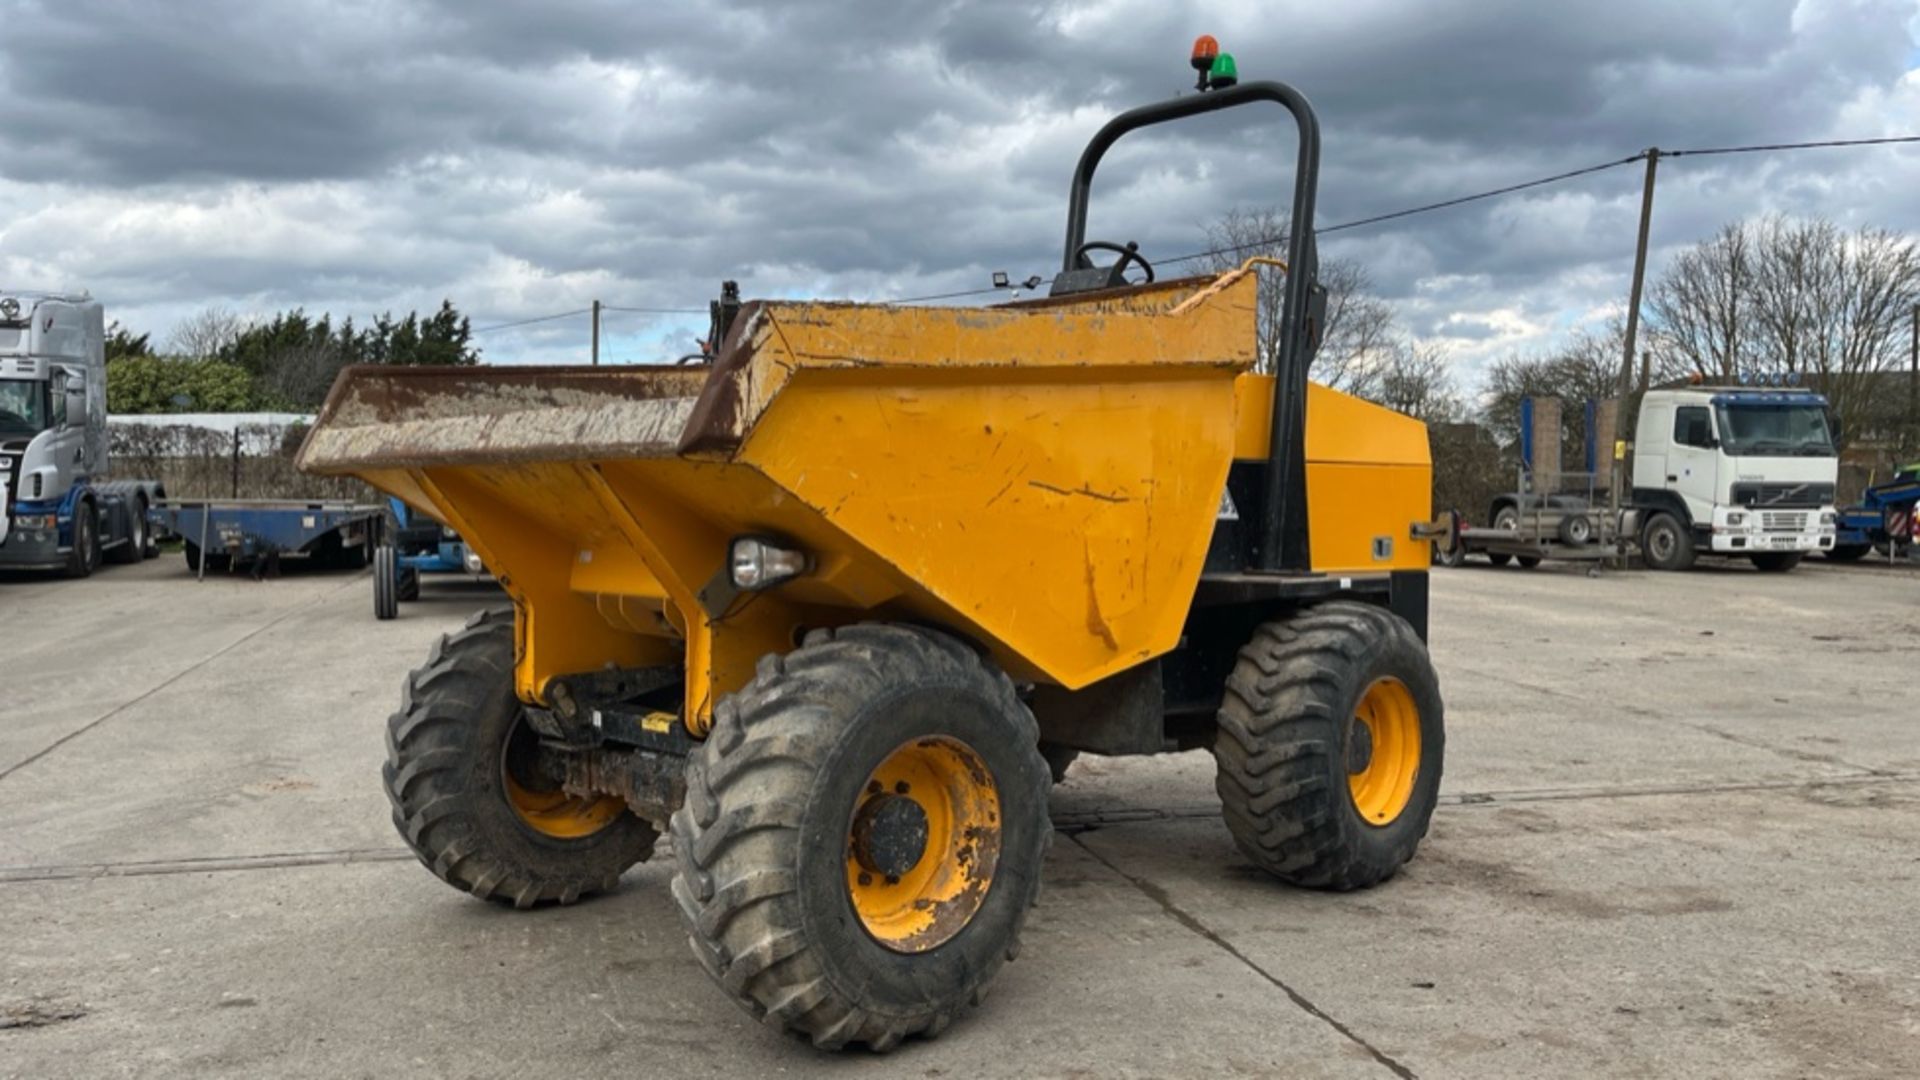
1072;240;1156;289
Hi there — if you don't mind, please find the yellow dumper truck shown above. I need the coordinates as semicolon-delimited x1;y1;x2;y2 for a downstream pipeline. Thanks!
299;45;1445;1051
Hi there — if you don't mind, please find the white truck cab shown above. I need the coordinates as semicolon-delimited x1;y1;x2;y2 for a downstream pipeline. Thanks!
1631;386;1838;572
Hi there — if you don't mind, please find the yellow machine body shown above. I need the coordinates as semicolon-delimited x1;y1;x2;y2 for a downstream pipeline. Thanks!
298;269;1431;734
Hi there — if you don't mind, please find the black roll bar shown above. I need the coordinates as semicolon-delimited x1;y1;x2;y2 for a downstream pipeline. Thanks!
1061;81;1322;571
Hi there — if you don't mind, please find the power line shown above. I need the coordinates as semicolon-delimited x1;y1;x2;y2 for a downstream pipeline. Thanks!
1156;133;1920;270
1664;134;1920;158
1159;152;1649;267
469;132;1920;327
470;308;590;334
885;285;1008;304
1318;154;1648;236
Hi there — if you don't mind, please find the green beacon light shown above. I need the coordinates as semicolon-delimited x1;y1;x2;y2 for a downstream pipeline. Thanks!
1208;52;1238;90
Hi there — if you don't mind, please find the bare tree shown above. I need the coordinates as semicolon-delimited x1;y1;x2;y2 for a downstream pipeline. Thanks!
1647;216;1920;435
258;339;350;411
1350;340;1463;423
168;305;250;360
1647;223;1752;382
1479;326;1625;450
1201;207;1395;389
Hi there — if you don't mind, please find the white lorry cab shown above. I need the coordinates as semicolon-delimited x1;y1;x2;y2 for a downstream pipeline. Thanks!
1630;385;1838;572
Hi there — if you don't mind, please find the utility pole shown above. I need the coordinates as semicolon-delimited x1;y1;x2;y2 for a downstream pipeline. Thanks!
1616;148;1660;399
1909;303;1917;452
591;299;602;366
1609;151;1659;570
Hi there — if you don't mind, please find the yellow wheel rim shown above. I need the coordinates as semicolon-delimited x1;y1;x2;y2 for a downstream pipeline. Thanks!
501;718;626;840
844;737;1001;954
1347;677;1422;826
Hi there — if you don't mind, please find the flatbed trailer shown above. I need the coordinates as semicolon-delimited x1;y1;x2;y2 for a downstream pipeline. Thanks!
152;498;382;579
1829;470;1919;562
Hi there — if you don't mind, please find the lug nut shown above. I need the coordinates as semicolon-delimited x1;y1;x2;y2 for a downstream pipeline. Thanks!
867;781;882;795
894;781;910;794
858;872;872;886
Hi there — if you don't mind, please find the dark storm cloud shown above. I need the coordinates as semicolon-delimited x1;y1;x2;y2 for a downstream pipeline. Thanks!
1;0;1917;376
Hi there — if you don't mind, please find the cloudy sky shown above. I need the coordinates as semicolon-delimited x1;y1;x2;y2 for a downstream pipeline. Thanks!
2;0;1918;390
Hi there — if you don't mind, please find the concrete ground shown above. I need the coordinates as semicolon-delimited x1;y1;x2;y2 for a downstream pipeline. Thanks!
2;553;1917;1078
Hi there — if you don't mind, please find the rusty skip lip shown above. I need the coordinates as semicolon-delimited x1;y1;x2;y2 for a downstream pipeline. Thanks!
296;363;712;473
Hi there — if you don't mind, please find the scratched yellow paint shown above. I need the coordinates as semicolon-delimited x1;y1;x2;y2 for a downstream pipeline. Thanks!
1233;374;1434;572
301;268;1430;729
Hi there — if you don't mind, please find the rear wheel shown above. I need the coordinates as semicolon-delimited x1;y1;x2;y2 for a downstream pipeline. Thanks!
670;624;1050;1051
1642;512;1695;572
1750;552;1803;573
64;501;101;578
383;608;655;908
140;496;159;559
107;497;145;565
1213;601;1444;890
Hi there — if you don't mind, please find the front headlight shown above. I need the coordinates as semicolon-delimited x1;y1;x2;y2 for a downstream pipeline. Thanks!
1820;511;1836;525
729;536;810;590
1726;512;1746;527
12;513;55;530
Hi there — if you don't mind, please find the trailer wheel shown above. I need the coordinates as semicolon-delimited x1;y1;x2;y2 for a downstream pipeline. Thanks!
183;542;229;575
1213;601;1444;890
397;564;422;602
106;496;145;565
374;545;399;619
1750;552;1802;573
1487;505;1517;566
1557;513;1593;547
670;624;1051;1051
1516;555;1543;569
1642;512;1695;571
384;608;655;908
64;500;101;578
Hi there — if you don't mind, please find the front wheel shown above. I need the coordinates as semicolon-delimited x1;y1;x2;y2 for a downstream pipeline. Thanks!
1825;545;1870;562
1642;512;1695;572
1213;602;1444;890
1751;552;1803;573
64;501;101;578
383;608;656;907
671;624;1051;1051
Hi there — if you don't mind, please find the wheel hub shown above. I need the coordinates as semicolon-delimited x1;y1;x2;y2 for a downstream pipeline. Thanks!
850;792;930;879
1346;677;1422;827
844;736;1002;954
